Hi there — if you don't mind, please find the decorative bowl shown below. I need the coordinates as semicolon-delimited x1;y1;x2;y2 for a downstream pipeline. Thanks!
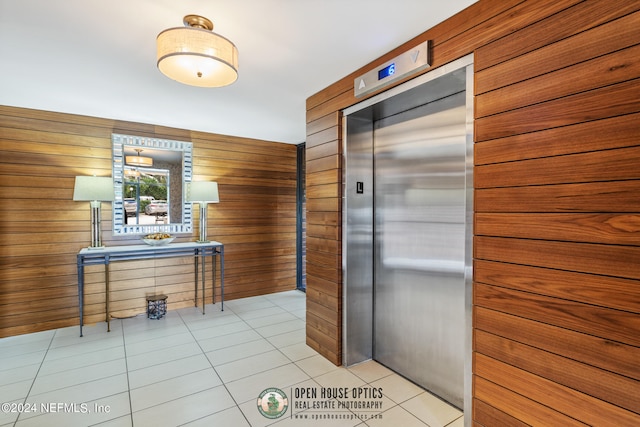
142;234;175;246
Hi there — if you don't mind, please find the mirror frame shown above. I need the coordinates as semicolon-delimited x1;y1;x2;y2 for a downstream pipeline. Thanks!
112;133;193;235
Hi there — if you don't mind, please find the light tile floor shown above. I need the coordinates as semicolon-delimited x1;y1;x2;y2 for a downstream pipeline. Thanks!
0;290;463;427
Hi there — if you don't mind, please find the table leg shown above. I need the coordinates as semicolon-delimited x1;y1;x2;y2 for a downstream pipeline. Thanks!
220;247;224;311
201;250;206;315
106;263;111;332
194;255;199;307
212;250;216;306
78;260;84;337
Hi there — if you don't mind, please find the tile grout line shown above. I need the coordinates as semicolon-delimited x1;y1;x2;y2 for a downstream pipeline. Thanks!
119;318;136;427
193;296;311;425
115;308;233;425
11;330;57;426
6;329;133;426
356;364;463;426
176;304;253;427
239;295;333;426
234;295;315;426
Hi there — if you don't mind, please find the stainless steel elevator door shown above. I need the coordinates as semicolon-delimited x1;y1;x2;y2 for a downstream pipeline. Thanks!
373;90;466;408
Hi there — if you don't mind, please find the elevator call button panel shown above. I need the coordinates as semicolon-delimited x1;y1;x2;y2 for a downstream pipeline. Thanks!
354;40;431;98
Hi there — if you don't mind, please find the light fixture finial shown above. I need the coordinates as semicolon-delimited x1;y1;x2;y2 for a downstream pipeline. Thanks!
183;15;213;30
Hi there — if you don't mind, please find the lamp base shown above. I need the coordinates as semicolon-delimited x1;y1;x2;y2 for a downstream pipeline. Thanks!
197;204;209;244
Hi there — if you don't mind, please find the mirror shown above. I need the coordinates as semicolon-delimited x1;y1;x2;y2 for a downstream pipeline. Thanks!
112;133;193;235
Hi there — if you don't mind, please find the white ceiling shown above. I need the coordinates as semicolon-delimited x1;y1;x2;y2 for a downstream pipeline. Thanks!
0;0;476;144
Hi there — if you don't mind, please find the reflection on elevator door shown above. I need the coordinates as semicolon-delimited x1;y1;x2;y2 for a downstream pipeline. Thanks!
343;61;472;411
374;91;466;408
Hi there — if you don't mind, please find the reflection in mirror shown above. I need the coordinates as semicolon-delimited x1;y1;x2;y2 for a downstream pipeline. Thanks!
123;165;171;225
112;134;193;235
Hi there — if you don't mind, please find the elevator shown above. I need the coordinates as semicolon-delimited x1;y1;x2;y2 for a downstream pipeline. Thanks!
342;55;473;414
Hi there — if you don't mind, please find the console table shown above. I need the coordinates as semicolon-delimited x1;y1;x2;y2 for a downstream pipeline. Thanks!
77;241;223;337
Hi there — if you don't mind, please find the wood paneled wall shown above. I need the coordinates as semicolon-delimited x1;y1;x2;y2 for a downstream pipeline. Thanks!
306;0;640;423
0;106;297;338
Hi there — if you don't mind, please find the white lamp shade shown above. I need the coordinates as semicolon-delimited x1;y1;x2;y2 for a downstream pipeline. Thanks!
157;27;238;87
186;181;219;203
73;176;115;201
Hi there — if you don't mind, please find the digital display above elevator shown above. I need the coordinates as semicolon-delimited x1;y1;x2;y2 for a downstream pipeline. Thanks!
377;63;396;80
354;40;431;98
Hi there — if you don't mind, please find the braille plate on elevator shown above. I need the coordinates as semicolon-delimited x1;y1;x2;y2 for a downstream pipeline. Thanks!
354;40;431;98
356;182;364;194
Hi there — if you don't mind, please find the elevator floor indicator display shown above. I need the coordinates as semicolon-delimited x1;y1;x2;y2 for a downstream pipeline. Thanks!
354;40;431;98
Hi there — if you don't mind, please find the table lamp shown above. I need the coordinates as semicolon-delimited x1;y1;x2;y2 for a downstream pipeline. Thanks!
73;176;114;249
186;181;219;243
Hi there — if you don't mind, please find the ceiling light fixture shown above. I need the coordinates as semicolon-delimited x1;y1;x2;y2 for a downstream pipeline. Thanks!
157;14;238;87
125;149;153;167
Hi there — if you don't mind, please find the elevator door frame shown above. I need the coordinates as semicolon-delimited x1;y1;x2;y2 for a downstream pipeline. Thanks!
342;53;473;424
